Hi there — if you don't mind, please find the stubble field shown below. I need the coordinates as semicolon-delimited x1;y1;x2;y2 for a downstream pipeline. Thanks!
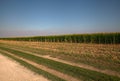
0;40;120;81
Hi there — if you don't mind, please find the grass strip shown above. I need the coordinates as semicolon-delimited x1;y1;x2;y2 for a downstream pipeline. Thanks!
1;43;120;73
0;51;65;81
2;43;120;72
0;46;120;81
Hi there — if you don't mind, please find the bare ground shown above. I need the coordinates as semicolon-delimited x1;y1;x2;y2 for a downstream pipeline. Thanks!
0;54;49;81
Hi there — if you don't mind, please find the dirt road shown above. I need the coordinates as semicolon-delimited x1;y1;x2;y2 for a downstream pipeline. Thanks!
0;54;49;81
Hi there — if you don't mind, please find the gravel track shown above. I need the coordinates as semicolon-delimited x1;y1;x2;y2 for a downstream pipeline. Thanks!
0;54;49;81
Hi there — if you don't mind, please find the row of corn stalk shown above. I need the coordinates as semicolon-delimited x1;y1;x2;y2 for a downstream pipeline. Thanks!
0;32;120;44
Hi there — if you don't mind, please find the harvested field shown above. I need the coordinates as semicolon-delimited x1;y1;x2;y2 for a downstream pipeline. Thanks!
0;40;120;81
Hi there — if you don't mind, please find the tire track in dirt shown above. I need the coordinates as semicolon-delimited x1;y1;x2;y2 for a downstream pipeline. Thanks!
0;49;80;81
5;46;120;78
0;53;49;81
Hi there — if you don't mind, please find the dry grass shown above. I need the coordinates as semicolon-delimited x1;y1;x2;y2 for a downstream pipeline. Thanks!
0;40;120;72
0;40;120;56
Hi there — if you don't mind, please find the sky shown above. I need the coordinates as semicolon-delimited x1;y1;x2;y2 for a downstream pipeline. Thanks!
0;0;120;37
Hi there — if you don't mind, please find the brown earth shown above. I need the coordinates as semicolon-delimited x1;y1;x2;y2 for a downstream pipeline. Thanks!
0;54;49;81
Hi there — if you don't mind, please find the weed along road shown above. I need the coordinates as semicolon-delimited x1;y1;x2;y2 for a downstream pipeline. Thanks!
0;54;49;81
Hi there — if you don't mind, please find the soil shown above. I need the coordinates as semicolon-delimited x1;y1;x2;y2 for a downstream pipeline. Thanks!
0;54;49;81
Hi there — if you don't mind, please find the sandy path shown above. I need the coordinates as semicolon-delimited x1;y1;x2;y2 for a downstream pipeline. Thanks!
0;49;80;81
6;47;120;78
0;54;49;81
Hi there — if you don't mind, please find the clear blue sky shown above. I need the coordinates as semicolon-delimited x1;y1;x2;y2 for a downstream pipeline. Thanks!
0;0;120;37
